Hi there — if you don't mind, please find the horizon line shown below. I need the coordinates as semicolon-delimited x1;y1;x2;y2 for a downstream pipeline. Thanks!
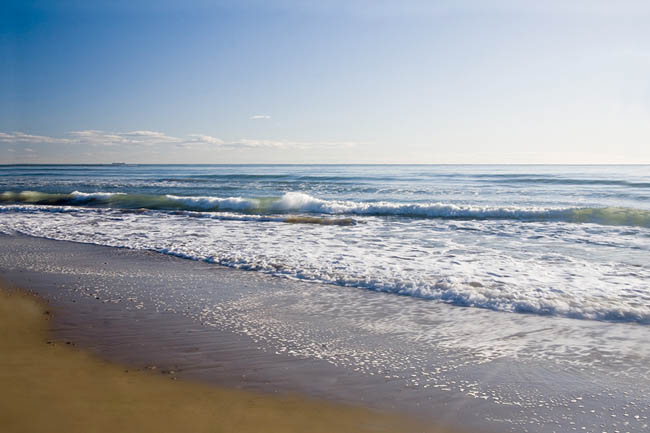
2;163;650;166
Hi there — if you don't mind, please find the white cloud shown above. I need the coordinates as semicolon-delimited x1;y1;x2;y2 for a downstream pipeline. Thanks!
0;132;74;144
68;130;128;146
68;130;180;146
249;114;271;120
24;148;35;152
185;134;225;145
0;129;361;151
121;130;179;142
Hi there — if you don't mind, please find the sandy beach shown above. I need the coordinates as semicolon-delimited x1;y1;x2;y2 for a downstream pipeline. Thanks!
0;285;440;433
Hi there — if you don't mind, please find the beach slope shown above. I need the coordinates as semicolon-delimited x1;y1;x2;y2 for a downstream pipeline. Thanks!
0;287;430;433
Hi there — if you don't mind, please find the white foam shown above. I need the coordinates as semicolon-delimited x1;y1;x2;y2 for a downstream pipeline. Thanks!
164;194;259;211
70;191;125;199
1;203;649;324
266;192;563;217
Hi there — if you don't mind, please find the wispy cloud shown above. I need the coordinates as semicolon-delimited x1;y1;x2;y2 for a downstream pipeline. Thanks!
184;134;225;146
0;132;74;144
0;130;181;147
249;114;271;120
69;130;180;146
0;130;361;151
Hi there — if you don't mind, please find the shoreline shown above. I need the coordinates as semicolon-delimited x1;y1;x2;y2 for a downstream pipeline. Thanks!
1;233;648;433
0;284;440;433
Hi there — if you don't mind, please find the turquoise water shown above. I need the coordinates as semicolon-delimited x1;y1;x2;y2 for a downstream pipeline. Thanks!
1;164;649;323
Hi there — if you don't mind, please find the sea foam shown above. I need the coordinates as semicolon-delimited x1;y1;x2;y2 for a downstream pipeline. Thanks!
1;202;649;324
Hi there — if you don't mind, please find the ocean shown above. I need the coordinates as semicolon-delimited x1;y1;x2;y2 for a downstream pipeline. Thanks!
2;164;650;431
1;164;649;323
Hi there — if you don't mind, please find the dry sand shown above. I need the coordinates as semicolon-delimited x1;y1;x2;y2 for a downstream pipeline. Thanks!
0;286;444;433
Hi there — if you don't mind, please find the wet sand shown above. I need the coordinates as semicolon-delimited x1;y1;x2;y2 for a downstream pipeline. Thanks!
0;287;436;433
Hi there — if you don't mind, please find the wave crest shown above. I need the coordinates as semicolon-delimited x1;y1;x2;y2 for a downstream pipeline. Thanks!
2;190;650;228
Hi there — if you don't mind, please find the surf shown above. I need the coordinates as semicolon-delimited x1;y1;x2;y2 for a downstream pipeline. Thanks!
2;190;650;228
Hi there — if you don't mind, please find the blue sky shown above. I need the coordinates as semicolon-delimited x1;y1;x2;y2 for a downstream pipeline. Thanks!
1;0;649;163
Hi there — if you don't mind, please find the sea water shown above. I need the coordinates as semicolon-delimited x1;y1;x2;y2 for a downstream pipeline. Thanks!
1;164;649;323
1;164;650;431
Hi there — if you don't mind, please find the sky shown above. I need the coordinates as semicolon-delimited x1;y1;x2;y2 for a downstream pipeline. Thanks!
1;0;649;164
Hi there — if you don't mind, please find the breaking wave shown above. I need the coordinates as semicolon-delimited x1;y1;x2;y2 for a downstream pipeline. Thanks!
2;190;650;228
